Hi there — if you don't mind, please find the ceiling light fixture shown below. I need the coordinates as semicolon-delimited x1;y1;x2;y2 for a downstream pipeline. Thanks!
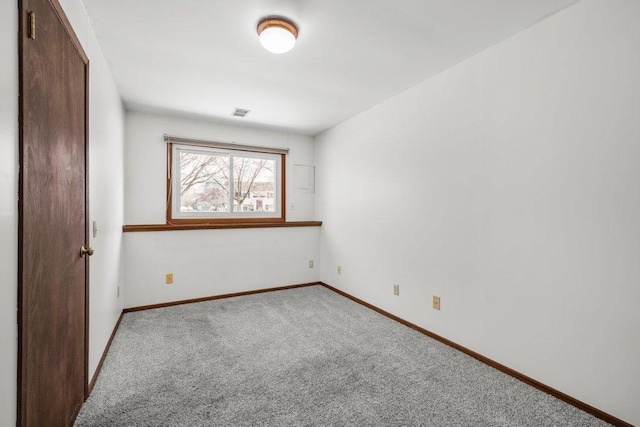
257;17;298;54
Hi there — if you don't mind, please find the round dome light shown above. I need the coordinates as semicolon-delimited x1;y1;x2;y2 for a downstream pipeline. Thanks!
257;17;298;54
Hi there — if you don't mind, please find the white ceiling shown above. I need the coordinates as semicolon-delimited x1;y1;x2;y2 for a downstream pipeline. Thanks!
82;0;580;136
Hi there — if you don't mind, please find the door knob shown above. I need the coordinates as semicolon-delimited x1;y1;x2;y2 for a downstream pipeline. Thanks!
80;245;94;257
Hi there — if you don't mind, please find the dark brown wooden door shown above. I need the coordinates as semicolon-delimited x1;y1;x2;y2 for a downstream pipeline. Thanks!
18;0;90;425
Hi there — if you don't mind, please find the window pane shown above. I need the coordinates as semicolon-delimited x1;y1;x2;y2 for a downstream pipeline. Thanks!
170;143;283;221
179;151;230;213
232;156;276;213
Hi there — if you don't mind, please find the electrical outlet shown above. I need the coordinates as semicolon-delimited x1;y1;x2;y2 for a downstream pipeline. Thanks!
393;284;399;296
433;295;441;310
92;221;98;238
309;260;314;268
116;285;119;298
337;265;342;274
166;273;174;285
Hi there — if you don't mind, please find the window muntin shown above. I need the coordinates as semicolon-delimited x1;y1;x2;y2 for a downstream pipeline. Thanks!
170;144;283;222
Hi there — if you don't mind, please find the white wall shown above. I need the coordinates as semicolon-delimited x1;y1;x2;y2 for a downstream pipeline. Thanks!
123;112;319;307
315;0;640;424
123;227;320;307
59;0;126;383
0;1;18;424
126;111;315;224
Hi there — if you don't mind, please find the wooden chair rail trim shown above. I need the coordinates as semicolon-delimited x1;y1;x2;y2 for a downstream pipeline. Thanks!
122;221;322;232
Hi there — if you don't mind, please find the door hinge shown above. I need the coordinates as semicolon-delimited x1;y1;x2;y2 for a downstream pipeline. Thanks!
27;11;36;40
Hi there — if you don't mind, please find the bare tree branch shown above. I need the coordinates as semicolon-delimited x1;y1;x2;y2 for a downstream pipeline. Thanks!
234;158;268;210
178;152;273;212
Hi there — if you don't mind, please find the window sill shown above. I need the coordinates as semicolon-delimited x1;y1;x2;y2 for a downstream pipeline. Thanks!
122;221;322;232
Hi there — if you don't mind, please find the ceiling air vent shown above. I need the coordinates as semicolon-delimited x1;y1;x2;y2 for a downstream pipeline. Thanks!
231;108;250;118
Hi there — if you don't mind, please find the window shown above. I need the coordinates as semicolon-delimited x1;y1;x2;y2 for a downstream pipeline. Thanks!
167;139;285;224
